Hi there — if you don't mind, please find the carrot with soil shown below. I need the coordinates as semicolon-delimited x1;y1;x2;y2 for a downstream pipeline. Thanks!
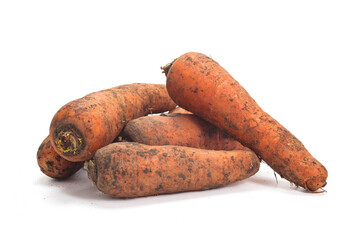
123;113;247;151
37;136;83;179
163;52;327;192
50;83;176;162
85;142;260;198
37;134;126;179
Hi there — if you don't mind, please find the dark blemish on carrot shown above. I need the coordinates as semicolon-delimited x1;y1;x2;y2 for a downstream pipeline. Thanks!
247;164;257;174
178;173;186;180
46;161;53;168
111;90;118;99
104;155;111;169
207;126;217;139
112;172;118;185
136;151;145;157
155;170;162;177
225;120;239;130
149;149;158;156
155;184;163;191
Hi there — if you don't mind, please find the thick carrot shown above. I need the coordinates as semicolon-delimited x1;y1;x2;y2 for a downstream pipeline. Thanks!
163;52;328;192
85;142;260;198
123;113;247;151
50;83;176;162
37;136;83;179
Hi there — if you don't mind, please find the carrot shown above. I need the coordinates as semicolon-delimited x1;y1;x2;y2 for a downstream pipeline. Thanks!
37;136;83;179
49;83;176;162
123;113;247;151
85;142;260;198
163;52;328;192
169;106;192;114
37;134;126;179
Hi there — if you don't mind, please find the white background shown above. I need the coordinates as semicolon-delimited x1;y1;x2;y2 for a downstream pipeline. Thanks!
1;1;359;239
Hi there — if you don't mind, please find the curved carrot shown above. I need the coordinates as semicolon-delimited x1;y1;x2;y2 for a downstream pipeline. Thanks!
37;136;83;179
124;113;247;151
163;52;327;191
50;83;176;162
85;142;260;198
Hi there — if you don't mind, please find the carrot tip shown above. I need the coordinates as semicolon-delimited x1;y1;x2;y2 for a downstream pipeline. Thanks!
84;159;97;185
304;177;327;193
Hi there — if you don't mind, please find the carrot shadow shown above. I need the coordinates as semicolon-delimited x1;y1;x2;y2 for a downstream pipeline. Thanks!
35;166;324;209
35;169;262;209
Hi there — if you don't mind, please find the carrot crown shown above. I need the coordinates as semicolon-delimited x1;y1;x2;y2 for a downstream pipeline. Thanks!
161;58;176;76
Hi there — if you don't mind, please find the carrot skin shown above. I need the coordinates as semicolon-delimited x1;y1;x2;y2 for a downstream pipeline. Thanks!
85;142;260;198
164;52;327;191
37;136;83;179
50;83;176;162
168;107;192;114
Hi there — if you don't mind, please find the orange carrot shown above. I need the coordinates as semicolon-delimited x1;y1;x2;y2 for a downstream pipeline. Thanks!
85;142;260;198
37;136;83;179
163;52;327;191
123;113;247;151
50;83;176;162
169;106;192;114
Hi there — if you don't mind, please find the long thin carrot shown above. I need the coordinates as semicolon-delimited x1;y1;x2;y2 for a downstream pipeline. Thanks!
163;52;328;192
49;83;176;162
85;142;260;198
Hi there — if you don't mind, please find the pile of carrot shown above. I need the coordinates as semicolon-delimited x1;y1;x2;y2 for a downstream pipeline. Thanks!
37;52;327;198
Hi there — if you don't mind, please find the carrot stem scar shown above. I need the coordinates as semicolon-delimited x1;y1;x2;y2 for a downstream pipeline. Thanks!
54;127;84;156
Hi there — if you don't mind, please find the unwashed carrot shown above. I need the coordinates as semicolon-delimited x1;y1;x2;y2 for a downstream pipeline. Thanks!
85;142;260;198
163;52;328;192
123;113;247;151
50;83;176;162
37;136;83;179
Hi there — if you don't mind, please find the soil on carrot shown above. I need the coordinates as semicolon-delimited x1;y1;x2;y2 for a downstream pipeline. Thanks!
54;124;85;156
